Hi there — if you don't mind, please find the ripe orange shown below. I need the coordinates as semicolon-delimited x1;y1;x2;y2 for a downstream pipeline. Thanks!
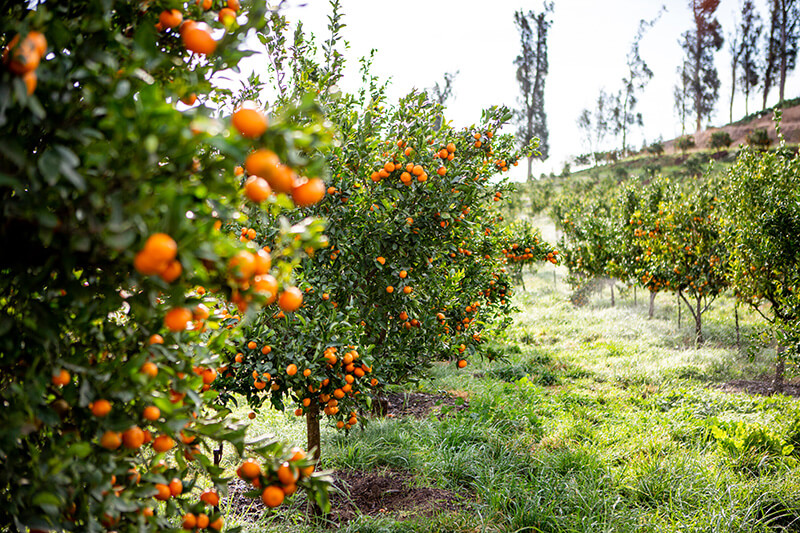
168;478;183;496
159;9;183;29
245;176;271;202
152;434;175;453
286;363;298;376
232;103;268;138
182;513;197;529
261;485;284;507
254;249;271;275
201;489;220;506
403;286;413;294
22;71;36;95
148;334;164;345
154;483;171;501
377;256;386;265
457;359;467;369
245;149;279;177
254;274;278;303
159;259;182;282
4;33;41;75
195;513;210;528
239;459;261;480
277;462;298;485
51;369;70;386
164;307;192;331
228;250;256;281
209;516;224;530
140;361;158;378
122;426;145;449
180;93;197;106
386;285;394;293
278;286;303;312
228;0;241;9
218;7;237;24
202;367;217;384
90;399;112;417
399;270;407;279
100;430;122;450
143;405;160;421
291;177;326;207
182;25;217;55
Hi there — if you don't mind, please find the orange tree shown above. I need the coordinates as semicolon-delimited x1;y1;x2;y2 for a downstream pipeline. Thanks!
0;1;332;531
721;121;800;390
640;186;728;345
496;220;557;290
616;177;676;318
555;198;624;306
212;3;538;460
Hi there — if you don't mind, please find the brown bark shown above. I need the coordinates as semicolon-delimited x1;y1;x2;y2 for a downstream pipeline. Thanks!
306;401;321;462
694;296;704;346
648;290;656;319
610;280;615;307
774;344;786;393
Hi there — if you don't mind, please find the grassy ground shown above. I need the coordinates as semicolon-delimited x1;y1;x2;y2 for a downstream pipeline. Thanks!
225;262;800;533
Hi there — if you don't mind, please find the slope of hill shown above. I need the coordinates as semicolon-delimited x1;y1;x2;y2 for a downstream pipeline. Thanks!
663;100;800;154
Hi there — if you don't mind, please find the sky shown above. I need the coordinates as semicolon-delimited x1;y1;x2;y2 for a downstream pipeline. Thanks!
237;0;800;181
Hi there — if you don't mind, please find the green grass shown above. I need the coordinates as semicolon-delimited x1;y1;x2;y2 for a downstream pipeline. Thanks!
228;257;800;532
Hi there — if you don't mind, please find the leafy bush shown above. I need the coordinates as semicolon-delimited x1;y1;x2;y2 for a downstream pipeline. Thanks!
676;135;696;153
746;128;771;150
646;140;665;156
709;131;733;151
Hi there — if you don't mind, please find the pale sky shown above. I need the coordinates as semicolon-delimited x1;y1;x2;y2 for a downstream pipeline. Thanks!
236;0;800;180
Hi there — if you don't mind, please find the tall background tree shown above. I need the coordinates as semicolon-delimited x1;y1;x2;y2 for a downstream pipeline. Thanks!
613;11;662;155
514;2;553;180
679;0;724;132
576;89;611;166
737;0;763;116
763;0;799;107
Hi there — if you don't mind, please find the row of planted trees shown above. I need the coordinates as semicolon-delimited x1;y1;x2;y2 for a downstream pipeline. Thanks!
0;0;555;531
555;121;799;389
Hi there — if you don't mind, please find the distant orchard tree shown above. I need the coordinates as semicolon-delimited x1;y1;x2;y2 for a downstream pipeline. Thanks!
678;0;724;132
762;0;799;108
514;2;553;180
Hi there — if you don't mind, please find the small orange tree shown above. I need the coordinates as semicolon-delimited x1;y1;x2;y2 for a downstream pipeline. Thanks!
721;120;800;389
1;1;331;530
496;220;558;290
213;3;540;460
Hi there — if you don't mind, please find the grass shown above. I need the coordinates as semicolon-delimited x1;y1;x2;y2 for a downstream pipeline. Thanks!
227;258;800;532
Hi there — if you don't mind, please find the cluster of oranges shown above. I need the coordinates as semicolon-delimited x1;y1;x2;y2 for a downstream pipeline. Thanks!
179;489;224;531
134;233;181;281
232;110;326;208
236;447;313;508
155;0;243;57
2;30;47;94
368;138;456;185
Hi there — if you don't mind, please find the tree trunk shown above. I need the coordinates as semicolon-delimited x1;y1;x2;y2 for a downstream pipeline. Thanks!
694;295;704;347
634;285;637;306
779;0;788;103
213;442;224;466
677;291;681;328
610;280;615;307
648;290;656;318
695;15;703;132
734;301;741;350
730;56;737;123
773;344;786;393
306;401;321;462
527;155;533;181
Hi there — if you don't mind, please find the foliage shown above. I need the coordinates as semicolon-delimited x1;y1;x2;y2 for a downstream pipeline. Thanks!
763;0;800;105
721;116;800;364
736;0;763;116
213;4;540;459
746;128;772;150
646;140;665;156
0;0;333;531
676;135;696;153
709;131;733;151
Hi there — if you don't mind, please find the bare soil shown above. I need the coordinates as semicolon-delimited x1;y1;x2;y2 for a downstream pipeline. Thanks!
719;379;800;397
379;391;469;418
223;468;469;526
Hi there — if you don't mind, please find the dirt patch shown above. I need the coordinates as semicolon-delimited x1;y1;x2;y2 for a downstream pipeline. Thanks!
379;391;469;418
224;469;469;526
326;468;468;524
719;379;800;397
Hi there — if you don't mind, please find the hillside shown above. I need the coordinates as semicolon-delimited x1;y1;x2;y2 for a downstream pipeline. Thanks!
663;100;800;154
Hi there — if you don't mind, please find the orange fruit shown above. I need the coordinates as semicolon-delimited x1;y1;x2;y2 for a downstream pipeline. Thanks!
399;270;407;279
202;368;217;384
457;359;467;369
253;274;278;302
159;260;182;282
154;483;171;501
148;334;164;345
403;286;413;294
196;513;210;528
232;103;268;138
182;513;197;529
140;361;158;378
244;176;271;202
286;364;297;376
182;25;217;55
100;430;122;450
228;250;256;280
261;485;284;507
386;285;394;293
245;149;279;176
196;0;212;9
218;7;237;24
228;0;241;9
152;434;175;453
239;459;261;480
22;70;36;95
254;249;271;275
143;405;161;421
291;177;326;207
159;9;183;29
277;462;297;485
180;93;197;106
201;489;220;506
90;399;112;417
164;307;192;331
168;478;183;496
289;446;306;462
209;516;224;530
122;426;145;449
278;286;303;312
4;33;40;75
51;369;70;386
